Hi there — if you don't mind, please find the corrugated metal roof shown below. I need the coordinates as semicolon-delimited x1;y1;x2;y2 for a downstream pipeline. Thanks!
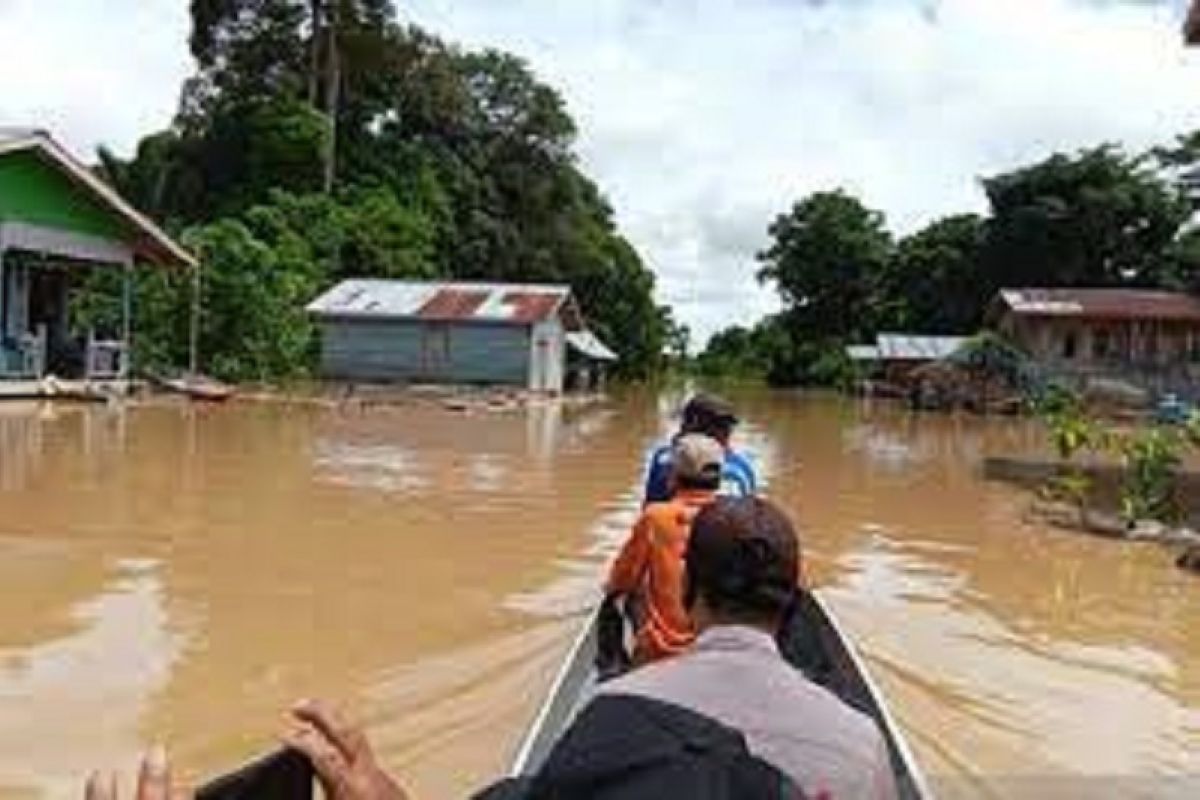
567;331;618;361
307;279;572;324
876;334;968;361
417;289;490;319
998;288;1200;323
846;345;880;362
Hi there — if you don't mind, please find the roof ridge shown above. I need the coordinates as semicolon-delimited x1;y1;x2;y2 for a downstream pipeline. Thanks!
336;277;571;291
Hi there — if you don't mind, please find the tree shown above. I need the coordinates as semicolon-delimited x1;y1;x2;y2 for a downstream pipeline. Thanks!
90;7;666;380
876;214;989;334
755;190;891;384
757;190;892;341
697;315;799;385
663;316;691;363
982;146;1189;288
187;0;399;192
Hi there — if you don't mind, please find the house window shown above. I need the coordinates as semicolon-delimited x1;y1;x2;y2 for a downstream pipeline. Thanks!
1092;329;1110;360
1062;331;1078;360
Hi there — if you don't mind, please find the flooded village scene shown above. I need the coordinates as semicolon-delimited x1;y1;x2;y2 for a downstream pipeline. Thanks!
2;2;1200;799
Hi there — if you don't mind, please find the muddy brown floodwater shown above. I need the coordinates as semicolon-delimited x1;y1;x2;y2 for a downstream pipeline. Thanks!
0;387;1196;798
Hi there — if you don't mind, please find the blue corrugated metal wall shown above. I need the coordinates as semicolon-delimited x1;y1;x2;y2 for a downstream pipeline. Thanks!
319;318;531;384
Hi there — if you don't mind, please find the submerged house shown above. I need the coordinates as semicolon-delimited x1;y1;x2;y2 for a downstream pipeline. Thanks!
0;128;194;383
847;333;968;389
988;288;1200;395
306;279;618;392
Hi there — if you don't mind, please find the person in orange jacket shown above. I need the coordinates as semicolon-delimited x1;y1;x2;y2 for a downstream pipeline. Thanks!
604;433;723;664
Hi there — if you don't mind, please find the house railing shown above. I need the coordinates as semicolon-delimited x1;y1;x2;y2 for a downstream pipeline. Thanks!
85;332;128;380
0;328;46;379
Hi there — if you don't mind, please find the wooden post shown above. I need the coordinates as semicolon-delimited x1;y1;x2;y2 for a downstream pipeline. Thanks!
322;0;340;193
189;260;200;376
0;246;6;350
121;260;132;381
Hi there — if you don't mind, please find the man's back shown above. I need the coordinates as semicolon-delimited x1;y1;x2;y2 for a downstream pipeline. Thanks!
599;626;898;800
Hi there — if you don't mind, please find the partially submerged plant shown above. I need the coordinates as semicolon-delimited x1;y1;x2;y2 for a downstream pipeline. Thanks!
1037;390;1189;530
1115;426;1184;527
1039;392;1102;515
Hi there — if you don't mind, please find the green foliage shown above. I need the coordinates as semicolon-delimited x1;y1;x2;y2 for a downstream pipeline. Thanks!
748;143;1195;388
697;316;797;383
184;216;325;380
1029;381;1081;418
86;3;665;381
1116;426;1184;525
757;190;892;342
983;146;1189;288
949;331;1034;391
661;313;691;364
1046;402;1103;463
876;214;989;334
1034;396;1188;526
1037;392;1102;512
698;326;768;378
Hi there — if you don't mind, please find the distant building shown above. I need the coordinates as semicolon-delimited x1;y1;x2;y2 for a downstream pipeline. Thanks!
847;333;968;387
306;279;617;392
0;128;194;382
988;288;1200;395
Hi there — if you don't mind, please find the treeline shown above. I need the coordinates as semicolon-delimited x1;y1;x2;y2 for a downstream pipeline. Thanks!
79;0;669;381
700;141;1200;386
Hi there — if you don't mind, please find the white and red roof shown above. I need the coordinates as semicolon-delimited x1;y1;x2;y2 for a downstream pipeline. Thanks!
307;279;580;326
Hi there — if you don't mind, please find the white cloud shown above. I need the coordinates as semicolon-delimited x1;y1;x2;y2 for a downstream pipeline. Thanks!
404;0;1200;341
3;1;1200;341
0;0;192;157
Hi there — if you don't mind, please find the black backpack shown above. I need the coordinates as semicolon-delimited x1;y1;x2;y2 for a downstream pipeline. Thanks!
476;694;805;800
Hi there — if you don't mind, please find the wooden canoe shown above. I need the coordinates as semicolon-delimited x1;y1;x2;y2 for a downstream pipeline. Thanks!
150;372;234;402
510;589;932;799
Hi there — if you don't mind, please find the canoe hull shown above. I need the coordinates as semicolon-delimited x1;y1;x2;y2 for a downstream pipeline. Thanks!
510;590;931;800
151;372;234;402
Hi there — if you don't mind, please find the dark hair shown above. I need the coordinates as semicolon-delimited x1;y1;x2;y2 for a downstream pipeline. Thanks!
681;394;738;440
676;472;721;492
684;497;799;624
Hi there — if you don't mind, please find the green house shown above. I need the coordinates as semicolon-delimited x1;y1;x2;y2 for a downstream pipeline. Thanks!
0;128;194;381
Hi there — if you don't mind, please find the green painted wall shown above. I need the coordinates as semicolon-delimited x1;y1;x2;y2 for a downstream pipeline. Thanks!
0;150;128;241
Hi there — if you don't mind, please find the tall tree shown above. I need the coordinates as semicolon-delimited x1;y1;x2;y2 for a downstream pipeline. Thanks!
876;213;989;334
983;146;1189;288
96;5;666;379
757;190;892;341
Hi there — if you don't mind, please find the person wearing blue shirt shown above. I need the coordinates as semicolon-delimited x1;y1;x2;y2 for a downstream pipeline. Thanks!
643;394;757;504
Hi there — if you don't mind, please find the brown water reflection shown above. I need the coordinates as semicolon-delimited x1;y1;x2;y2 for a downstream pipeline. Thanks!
0;389;1196;798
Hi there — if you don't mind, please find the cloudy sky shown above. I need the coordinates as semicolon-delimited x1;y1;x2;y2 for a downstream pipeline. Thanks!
3;1;1200;341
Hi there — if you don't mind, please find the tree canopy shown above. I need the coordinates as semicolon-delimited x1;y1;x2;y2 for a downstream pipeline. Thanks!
705;143;1198;386
84;1;667;380
982;145;1188;289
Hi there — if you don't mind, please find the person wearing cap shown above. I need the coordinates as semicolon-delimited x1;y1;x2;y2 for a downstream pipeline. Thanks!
642;394;756;505
605;433;724;664
599;497;899;800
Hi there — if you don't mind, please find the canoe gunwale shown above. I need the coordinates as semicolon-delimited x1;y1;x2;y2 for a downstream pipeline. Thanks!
807;593;934;799
509;608;597;774
508;589;932;799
